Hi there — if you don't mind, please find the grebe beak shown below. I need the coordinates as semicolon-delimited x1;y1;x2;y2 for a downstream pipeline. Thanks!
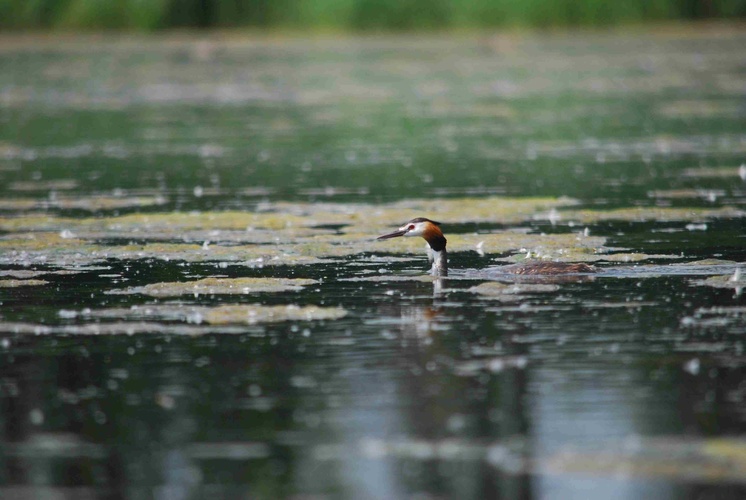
377;228;408;240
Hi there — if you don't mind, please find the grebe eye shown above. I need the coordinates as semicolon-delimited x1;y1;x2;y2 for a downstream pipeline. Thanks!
408;225;415;231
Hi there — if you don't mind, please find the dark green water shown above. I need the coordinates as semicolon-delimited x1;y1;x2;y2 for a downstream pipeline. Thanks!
1;30;746;499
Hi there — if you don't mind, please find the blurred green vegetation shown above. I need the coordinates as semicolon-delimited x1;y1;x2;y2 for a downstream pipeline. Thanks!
0;0;744;30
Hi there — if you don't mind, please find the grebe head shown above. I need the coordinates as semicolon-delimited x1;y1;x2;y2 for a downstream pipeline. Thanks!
377;217;447;276
377;217;441;240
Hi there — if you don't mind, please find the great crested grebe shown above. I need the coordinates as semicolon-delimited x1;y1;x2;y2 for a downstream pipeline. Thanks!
377;217;596;277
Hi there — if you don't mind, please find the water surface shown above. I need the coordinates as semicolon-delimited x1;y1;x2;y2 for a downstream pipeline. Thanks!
1;29;745;499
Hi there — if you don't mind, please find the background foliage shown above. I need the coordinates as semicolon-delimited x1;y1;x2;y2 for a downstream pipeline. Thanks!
1;0;745;30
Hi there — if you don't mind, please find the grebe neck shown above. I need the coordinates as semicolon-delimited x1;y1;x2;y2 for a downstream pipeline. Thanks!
429;247;448;276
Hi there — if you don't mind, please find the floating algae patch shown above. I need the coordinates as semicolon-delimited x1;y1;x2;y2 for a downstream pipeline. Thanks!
647;189;726;201
0;231;89;248
657;99;745;119
0;269;79;278
1;198;741;237
454;355;529;376
0;195;167;211
451;232;605;256
0;232;113;268
204;304;347;325
105;242;329;267
8;179;79;192
277;196;581;228
523;134;746;160
115;241;355;266
30;196;567;237
686;259;740;267
0;233;327;268
76;227;335;245
534;437;746;484
353;434;746;484
0;216;72;233
497;251;680;265
0;278;49;287
0;221;659;270
700;303;746;315
0;196;580;234
0;211;313;233
561;206;745;224
108;277;319;297
682;165;746;179
83;304;347;325
0;217;601;270
692;270;744;291
103;211;315;232
0;321;247;336
0;196;740;270
0;199;42;211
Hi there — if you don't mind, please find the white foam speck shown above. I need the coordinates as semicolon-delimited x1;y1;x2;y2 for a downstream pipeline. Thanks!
29;408;44;425
684;358;700;375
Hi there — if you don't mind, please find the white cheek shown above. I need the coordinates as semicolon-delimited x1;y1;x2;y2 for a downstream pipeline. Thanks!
406;225;426;237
